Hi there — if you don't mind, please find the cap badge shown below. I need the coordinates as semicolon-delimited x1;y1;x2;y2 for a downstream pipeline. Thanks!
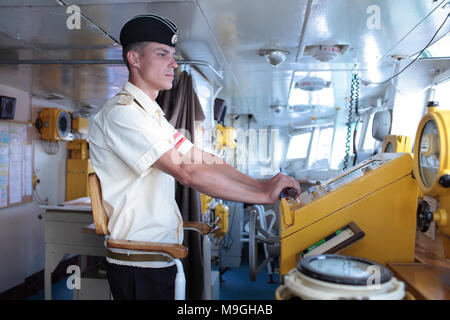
171;34;178;44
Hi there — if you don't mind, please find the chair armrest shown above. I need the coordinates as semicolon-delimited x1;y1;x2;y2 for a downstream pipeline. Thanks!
106;238;188;259
183;221;211;236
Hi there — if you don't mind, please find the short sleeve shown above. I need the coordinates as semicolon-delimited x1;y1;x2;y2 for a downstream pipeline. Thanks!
104;106;173;176
172;128;194;155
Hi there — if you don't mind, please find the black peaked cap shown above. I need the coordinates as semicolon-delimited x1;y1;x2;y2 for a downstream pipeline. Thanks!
120;14;178;48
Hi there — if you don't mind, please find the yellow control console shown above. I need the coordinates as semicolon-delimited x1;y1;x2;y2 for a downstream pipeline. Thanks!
413;104;450;258
279;153;418;276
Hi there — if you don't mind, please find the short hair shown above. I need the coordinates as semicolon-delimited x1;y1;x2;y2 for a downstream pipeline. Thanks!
122;42;148;70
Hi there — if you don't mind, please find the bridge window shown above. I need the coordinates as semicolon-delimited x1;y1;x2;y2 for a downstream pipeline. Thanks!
432;78;450;109
363;113;378;150
286;132;311;160
308;127;333;168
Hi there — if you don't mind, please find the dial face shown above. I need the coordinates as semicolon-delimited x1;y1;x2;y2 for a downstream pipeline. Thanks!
57;111;70;138
419;120;440;188
308;257;371;279
297;254;393;285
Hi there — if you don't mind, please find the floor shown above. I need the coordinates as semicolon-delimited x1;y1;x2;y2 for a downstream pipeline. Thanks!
218;257;280;300
25;277;74;300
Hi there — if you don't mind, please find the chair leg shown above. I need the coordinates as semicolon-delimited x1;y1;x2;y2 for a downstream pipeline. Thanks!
174;259;186;300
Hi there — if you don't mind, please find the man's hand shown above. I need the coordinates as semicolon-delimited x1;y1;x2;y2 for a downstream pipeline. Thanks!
262;173;300;203
263;173;300;204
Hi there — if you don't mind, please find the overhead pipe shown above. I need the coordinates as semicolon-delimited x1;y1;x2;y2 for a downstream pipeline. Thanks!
295;0;313;63
287;0;313;102
177;60;224;80
55;0;225;82
56;0;119;44
0;59;124;65
0;59;224;81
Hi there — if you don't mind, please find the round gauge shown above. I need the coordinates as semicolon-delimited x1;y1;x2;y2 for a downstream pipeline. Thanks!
385;142;393;152
57;111;70;138
418;119;440;188
297;254;392;285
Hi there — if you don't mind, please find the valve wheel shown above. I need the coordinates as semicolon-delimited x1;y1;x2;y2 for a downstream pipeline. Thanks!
417;200;434;233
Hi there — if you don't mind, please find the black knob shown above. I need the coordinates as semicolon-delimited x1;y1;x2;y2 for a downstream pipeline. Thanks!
439;175;450;188
417;200;434;232
283;188;297;199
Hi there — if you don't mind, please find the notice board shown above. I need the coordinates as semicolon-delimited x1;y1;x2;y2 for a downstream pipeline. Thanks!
0;121;33;208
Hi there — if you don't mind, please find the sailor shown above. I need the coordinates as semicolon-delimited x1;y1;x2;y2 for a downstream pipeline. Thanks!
88;14;300;300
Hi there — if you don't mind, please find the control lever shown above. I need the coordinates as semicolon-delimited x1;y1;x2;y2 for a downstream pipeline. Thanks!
280;187;298;200
279;188;297;228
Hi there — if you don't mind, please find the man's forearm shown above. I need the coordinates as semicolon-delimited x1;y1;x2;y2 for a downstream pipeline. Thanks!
211;162;264;190
183;162;268;204
153;146;299;205
204;150;264;191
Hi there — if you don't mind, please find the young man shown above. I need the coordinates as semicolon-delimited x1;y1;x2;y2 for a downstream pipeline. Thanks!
88;14;300;300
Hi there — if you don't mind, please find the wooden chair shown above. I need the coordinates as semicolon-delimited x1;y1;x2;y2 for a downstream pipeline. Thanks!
88;172;211;300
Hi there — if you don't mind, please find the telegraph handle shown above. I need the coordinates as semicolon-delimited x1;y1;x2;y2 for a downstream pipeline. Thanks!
280;188;297;199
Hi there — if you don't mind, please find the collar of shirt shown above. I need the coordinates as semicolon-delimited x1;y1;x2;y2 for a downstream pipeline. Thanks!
122;81;166;120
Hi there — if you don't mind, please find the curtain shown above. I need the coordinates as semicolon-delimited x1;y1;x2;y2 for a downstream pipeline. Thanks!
157;70;206;300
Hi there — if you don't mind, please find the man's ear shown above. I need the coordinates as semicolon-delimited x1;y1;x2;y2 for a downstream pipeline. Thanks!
127;50;140;69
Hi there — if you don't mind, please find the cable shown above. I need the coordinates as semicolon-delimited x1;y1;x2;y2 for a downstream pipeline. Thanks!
359;12;449;85
352;75;360;166
343;104;352;171
33;186;45;204
407;32;448;59
40;139;60;155
343;74;360;171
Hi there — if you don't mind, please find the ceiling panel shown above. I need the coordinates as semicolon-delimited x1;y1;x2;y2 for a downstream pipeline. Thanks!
0;0;447;126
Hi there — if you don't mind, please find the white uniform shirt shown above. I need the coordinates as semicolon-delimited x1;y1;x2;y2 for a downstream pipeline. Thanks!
88;81;193;267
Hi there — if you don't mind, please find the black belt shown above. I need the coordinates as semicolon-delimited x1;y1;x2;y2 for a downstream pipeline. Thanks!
106;250;172;262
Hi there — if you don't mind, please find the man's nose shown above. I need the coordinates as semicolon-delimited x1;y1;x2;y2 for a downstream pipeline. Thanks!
170;56;178;69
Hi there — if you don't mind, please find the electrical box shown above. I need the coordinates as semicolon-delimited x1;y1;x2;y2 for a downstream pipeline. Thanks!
214;202;229;238
215;124;236;149
72;116;89;135
36;108;72;141
201;193;212;214
67;139;89;159
66;140;90;201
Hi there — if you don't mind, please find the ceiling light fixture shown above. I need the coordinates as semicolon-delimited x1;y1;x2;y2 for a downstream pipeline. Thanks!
302;44;348;62
259;49;289;67
295;76;331;91
270;104;284;113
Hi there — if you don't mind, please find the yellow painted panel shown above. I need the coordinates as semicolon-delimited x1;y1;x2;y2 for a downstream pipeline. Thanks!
280;174;417;276
66;159;89;201
281;153;415;238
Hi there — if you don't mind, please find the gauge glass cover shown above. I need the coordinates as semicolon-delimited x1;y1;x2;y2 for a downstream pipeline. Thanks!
297;254;392;285
419;119;440;188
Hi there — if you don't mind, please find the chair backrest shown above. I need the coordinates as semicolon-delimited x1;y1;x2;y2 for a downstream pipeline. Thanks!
88;172;110;236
